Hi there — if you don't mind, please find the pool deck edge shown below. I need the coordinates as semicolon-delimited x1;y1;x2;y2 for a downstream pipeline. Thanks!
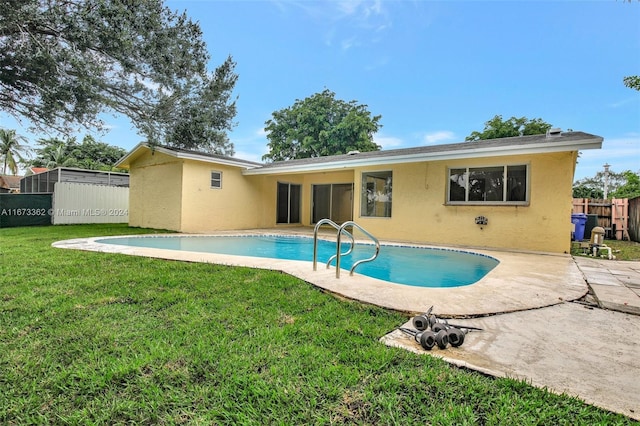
52;232;587;317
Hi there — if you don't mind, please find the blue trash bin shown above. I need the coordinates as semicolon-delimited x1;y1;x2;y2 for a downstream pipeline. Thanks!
571;213;588;241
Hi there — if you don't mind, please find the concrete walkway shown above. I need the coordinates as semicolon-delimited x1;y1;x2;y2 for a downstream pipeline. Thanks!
573;256;640;315
383;257;640;421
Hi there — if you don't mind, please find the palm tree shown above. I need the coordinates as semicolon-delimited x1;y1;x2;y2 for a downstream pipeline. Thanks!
0;128;29;175
45;144;78;169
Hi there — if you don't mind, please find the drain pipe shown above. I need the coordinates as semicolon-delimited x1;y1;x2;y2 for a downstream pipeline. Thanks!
593;245;615;260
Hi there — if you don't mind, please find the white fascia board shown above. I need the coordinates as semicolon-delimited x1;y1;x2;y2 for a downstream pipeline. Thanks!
242;137;603;175
169;150;261;169
116;143;261;170
114;142;147;169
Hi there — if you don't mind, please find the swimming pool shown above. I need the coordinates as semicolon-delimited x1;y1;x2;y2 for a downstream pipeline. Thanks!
97;235;498;288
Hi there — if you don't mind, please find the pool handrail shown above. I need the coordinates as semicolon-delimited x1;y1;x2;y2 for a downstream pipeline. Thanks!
312;219;355;271
336;221;380;278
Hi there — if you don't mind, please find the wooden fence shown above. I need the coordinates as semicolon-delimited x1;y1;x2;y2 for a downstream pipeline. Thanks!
572;198;631;241
629;197;640;243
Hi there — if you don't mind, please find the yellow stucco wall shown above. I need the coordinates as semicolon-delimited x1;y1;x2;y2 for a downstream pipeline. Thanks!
127;146;577;253
128;150;183;231
353;152;576;253
179;160;265;232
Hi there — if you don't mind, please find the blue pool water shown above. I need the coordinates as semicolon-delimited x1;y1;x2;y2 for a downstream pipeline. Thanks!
97;235;499;288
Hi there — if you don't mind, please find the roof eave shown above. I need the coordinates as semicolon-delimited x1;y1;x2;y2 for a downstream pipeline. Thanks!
116;143;262;170
242;137;603;175
170;150;261;169
115;142;146;169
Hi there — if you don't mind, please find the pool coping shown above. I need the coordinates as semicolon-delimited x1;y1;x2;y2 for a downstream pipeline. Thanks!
52;230;587;317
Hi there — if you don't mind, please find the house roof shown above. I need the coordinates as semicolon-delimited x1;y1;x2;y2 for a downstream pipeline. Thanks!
29;167;48;175
243;131;603;175
116;131;603;175
116;143;263;170
0;175;21;190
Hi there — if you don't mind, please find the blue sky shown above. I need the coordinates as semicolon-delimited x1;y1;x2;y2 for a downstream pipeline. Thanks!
2;1;639;180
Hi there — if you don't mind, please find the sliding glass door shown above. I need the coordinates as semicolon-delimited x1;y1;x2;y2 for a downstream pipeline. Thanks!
277;182;301;224
312;183;353;224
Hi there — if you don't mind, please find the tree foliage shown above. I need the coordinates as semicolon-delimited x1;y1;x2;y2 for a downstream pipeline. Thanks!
29;135;127;171
0;0;238;154
572;183;604;199
572;169;640;199
0;128;29;175
465;115;553;141
623;76;640;91
263;89;382;162
611;171;640;199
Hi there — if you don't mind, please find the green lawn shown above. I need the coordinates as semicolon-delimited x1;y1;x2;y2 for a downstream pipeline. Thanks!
571;239;640;261
0;224;633;424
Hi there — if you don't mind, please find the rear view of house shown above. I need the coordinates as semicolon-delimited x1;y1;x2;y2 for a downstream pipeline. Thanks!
116;131;602;254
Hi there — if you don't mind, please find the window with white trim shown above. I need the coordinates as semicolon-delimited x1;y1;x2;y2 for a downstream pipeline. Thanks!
448;165;528;204
210;171;222;189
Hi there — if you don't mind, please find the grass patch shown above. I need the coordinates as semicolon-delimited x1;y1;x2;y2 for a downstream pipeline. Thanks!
572;239;640;261
0;224;634;424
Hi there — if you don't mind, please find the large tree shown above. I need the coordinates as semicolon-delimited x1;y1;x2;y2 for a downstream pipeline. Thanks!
465;115;553;141
0;128;29;175
611;171;640;199
263;89;382;162
0;0;238;154
29;135;127;171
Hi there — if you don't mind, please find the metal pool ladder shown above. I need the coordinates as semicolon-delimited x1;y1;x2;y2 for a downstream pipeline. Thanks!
313;219;380;278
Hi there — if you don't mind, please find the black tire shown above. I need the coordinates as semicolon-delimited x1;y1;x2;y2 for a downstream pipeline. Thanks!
412;315;429;331
448;328;465;347
418;331;436;350
435;330;449;349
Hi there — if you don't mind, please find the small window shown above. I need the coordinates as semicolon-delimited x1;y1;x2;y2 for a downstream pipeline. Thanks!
447;165;528;205
361;171;392;217
210;171;222;189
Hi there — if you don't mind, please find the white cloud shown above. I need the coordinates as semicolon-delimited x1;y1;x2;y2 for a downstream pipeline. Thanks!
423;131;456;145
607;97;639;109
233;149;265;164
283;0;390;51
374;134;404;149
574;134;640;180
364;56;390;71
341;36;360;51
336;0;384;20
336;0;361;17
228;127;271;163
